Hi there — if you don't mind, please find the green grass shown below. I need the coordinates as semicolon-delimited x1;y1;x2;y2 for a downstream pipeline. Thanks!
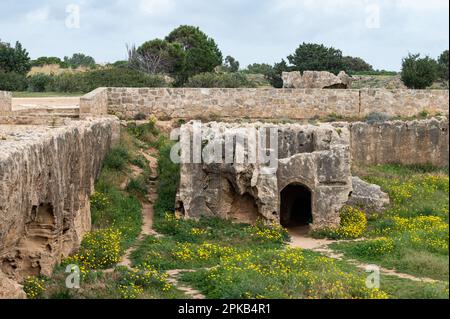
41;264;186;299
380;275;449;299
179;249;388;299
12;91;82;98
330;164;449;281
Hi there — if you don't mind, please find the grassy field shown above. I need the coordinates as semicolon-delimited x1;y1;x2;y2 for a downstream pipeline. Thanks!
331;165;449;284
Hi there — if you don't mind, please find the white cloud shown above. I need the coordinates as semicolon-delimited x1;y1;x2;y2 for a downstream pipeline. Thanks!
395;0;449;11
139;0;175;15
25;6;49;23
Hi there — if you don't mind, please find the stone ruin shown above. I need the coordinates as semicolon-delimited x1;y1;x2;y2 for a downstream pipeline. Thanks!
175;121;366;229
282;71;353;89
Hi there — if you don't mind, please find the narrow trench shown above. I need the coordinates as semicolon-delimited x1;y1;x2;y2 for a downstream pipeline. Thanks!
116;149;206;299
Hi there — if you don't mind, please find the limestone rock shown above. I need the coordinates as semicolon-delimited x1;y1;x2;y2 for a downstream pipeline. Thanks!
282;71;352;89
0;271;26;299
176;121;353;229
0;117;119;288
348;176;390;212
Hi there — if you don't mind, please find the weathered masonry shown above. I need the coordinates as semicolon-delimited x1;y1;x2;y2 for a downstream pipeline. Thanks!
176;122;353;229
346;117;449;168
0;113;119;298
80;87;449;120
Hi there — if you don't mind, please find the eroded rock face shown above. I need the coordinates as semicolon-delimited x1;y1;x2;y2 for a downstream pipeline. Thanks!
348;176;390;212
0;117;119;298
176;121;353;229
0;271;26;299
282;71;352;89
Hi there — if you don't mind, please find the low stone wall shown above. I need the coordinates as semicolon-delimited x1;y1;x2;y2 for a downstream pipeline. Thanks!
106;87;361;120
347;117;449;167
81;87;449;120
0;117;120;297
80;87;108;116
360;89;449;117
0;91;12;116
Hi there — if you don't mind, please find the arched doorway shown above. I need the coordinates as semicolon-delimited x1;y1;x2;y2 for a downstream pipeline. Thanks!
280;184;313;228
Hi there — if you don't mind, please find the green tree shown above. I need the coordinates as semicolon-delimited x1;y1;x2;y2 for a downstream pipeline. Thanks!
437;50;449;82
342;56;373;73
0;40;31;74
129;39;185;75
267;59;290;88
166;25;223;80
223;55;240;73
63;53;96;68
287;43;345;75
401;53;439;89
31;56;66;67
244;63;274;75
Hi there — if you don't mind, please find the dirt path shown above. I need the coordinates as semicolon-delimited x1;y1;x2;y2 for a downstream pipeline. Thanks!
166;269;206;299
116;149;206;299
288;227;439;283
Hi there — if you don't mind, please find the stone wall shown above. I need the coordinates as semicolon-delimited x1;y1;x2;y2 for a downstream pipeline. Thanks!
360;89;449;117
82;87;449;120
0;91;12;116
106;87;361;120
80;87;108;117
0;117;120;298
346;117;449;167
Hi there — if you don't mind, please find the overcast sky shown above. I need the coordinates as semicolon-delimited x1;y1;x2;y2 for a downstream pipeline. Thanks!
0;0;448;71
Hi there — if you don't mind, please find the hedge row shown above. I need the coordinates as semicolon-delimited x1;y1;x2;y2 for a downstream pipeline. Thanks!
0;69;260;93
0;68;168;93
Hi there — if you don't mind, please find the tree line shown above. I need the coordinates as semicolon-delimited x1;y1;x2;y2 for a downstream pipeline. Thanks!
1;26;449;92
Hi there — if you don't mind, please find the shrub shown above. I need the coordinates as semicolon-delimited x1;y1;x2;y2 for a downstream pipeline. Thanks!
313;206;367;240
127;121;159;143
437;50;449;82
154;139;180;219
103;145;130;171
185;72;256;88
43;67;167;93
348;237;395;258
83;68;167;91
64;228;122;270
245;219;290;245
401;53;439;89
48;73;87;93
337;206;368;239
126;176;148;198
366;112;392;124
23;276;47;299
90;191;110;211
0;71;28;91
27;73;54;92
116;264;173;299
134;113;147;121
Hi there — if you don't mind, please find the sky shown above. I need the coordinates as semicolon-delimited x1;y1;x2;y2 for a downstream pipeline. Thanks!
0;0;448;71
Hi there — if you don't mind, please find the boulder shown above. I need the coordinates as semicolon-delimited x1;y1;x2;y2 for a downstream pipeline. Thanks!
282;71;352;89
348;176;390;212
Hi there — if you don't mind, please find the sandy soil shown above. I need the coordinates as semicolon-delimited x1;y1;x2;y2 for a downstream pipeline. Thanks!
12;97;80;111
